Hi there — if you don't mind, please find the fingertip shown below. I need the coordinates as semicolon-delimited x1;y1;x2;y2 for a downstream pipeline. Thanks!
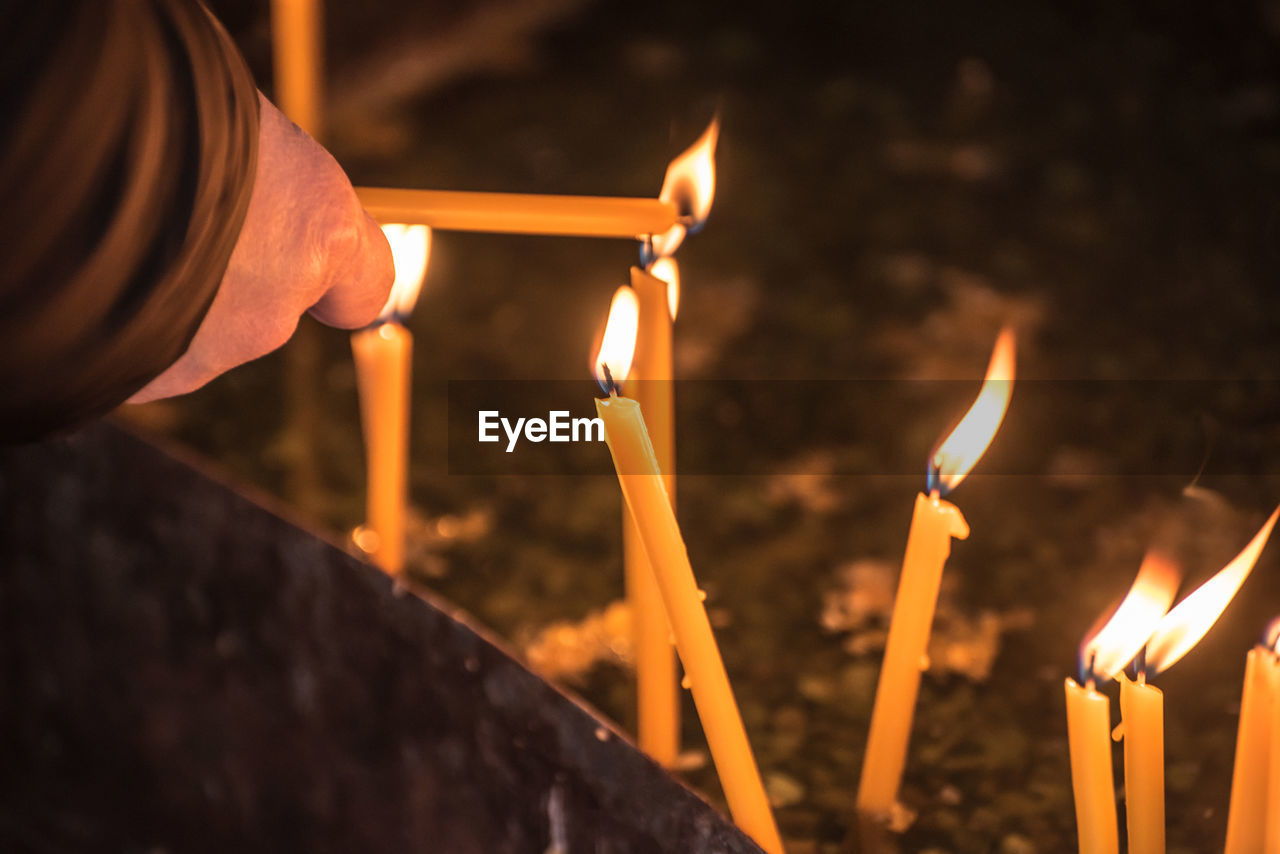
308;210;395;329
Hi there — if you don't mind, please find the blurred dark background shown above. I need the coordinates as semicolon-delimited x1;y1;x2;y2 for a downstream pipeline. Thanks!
119;1;1280;850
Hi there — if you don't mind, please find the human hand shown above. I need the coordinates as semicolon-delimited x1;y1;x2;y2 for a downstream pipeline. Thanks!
129;92;393;403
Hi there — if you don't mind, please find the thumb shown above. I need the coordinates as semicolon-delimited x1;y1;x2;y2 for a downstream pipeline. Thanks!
308;210;395;329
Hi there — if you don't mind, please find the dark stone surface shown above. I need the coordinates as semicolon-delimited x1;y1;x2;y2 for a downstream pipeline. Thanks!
0;423;761;854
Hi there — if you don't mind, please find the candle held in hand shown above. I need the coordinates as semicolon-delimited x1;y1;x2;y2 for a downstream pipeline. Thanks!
359;117;719;242
856;328;1015;820
357;188;677;239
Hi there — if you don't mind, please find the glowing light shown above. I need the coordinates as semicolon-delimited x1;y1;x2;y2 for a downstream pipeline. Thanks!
928;327;1016;494
377;224;432;322
1080;552;1180;683
648;119;719;259
593;286;640;391
647;256;681;321
1143;505;1280;676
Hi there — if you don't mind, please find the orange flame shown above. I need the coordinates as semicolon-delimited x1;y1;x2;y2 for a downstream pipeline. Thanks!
377;224;432;322
649;119;719;259
1143;505;1280;676
929;327;1016;494
1080;552;1180;683
646;256;680;321
593;286;640;390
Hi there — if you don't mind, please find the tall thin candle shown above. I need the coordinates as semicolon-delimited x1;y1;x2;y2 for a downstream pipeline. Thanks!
1122;507;1279;854
856;329;1015;820
593;289;782;854
1065;554;1179;854
351;225;431;574
626;264;680;767
1224;635;1279;853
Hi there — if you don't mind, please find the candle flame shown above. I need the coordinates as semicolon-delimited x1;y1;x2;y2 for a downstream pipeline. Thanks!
648;119;719;259
646;256;680;321
377;224;432;322
593;286;640;392
928;327;1016;495
1142;505;1280;676
1080;552;1180;684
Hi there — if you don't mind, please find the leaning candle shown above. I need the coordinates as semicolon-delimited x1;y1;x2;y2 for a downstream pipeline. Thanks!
1066;554;1180;854
356;117;719;242
592;289;783;854
1122;506;1280;854
357;188;677;239
351;225;431;574
626;263;680;767
856;328;1015;820
1224;622;1280;854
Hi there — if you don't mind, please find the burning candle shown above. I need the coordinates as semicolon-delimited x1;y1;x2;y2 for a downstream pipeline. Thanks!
1066;554;1180;854
592;289;783;854
626;262;680;767
351;224;431;574
356;188;676;238
855;328;1016;821
1268;632;1280;854
355;120;719;241
1120;506;1280;854
1224;622;1280;854
622;127;715;767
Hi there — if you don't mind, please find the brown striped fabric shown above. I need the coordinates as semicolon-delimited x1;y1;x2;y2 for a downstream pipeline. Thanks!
0;0;259;442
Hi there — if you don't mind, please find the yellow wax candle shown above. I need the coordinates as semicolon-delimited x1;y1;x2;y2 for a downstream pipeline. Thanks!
1064;678;1120;854
856;492;968;817
351;323;411;575
1130;505;1280;854
1225;644;1280;853
356;188;678;239
1267;658;1280;854
1067;554;1179;854
269;0;323;138
1118;673;1165;854
856;328;1014;819
625;265;680;767
595;393;784;854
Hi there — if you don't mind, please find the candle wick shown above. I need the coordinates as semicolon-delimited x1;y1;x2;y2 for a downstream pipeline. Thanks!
1133;647;1148;684
602;363;619;398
